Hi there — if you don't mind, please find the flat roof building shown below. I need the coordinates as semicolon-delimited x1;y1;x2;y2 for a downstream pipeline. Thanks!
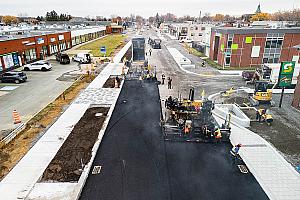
0;26;106;73
209;27;300;68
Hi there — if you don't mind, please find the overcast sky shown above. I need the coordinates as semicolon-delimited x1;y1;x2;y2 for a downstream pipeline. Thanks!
0;0;298;18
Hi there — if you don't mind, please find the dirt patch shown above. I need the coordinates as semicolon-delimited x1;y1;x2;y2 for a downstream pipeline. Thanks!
0;75;94;180
41;107;109;182
224;96;250;105
242;108;257;121
103;76;122;88
249;111;300;167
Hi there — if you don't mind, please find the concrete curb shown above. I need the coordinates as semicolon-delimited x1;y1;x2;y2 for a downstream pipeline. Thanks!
214;104;250;127
166;47;241;78
72;81;124;200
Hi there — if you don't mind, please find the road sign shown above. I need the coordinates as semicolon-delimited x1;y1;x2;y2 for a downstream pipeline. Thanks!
100;46;106;55
278;61;296;108
278;61;296;87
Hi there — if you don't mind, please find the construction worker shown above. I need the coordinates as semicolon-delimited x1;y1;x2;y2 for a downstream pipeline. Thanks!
149;48;152;56
265;114;273;125
115;76;120;88
161;73;165;85
167;77;172;89
256;108;265;123
230;143;242;157
184;124;190;134
230;143;242;164
214;128;222;143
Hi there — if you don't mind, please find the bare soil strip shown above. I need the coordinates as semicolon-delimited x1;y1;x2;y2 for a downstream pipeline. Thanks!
41;107;109;182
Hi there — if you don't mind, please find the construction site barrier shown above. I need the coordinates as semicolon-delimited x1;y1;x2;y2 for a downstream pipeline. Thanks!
214;104;251;128
0;123;25;148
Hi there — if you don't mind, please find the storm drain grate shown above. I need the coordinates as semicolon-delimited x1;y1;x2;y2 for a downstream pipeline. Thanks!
92;166;102;175
238;165;249;174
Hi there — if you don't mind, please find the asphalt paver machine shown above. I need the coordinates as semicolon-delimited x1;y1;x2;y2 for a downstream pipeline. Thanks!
163;89;231;142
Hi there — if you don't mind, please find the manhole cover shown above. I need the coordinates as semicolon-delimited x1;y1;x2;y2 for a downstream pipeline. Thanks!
92;166;102;175
238;165;249;174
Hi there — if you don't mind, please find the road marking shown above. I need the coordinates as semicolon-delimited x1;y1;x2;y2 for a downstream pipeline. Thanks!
0;86;20;91
92;165;102;175
238;165;249;174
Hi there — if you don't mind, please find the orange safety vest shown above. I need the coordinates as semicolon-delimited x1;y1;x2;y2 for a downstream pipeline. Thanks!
215;129;222;139
184;127;189;134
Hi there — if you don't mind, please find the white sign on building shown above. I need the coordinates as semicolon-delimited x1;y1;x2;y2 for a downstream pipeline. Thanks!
58;35;64;41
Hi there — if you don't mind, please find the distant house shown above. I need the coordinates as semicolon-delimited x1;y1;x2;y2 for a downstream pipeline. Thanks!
106;23;123;34
69;17;85;23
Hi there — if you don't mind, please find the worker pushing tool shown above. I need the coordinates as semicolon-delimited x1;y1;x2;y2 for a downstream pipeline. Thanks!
256;108;273;125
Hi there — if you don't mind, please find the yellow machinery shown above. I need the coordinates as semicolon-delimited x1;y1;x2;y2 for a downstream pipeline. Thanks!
251;81;276;106
221;87;236;97
257;108;273;125
253;81;272;102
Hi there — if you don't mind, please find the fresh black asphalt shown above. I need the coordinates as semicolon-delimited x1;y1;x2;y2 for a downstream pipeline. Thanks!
79;79;269;200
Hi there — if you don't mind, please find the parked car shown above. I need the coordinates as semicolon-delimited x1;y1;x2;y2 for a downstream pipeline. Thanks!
0;71;27;84
56;53;70;64
23;61;52;71
180;38;192;43
72;53;92;64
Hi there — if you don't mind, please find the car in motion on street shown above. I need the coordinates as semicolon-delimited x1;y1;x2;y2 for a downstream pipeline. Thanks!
0;71;27;84
23;61;52;71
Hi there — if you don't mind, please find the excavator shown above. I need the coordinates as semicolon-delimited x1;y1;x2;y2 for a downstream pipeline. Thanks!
250;81;276;106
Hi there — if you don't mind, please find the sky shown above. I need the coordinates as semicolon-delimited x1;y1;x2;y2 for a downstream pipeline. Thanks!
0;0;298;18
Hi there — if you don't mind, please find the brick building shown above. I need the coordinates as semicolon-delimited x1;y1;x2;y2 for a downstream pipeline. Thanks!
0;26;107;73
106;23;123;34
209;27;300;68
0;31;71;72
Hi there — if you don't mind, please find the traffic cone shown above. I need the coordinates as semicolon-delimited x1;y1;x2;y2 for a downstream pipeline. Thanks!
13;110;21;124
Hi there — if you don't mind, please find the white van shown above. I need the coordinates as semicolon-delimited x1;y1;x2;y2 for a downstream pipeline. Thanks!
72;53;92;64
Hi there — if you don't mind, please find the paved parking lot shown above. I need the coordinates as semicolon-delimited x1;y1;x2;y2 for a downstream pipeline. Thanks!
0;60;79;134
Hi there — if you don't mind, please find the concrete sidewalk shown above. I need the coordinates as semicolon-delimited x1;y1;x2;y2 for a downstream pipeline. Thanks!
213;112;300;200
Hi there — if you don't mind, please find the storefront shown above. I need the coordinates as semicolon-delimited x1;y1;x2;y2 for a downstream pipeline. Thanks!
71;27;106;47
0;52;22;72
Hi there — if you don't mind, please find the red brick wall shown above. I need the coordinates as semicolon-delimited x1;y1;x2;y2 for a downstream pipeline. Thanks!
211;31;300;68
281;33;300;63
0;37;36;55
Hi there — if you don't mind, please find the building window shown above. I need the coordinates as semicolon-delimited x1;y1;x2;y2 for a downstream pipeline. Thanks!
227;34;234;48
25;49;37;62
199;33;203;36
263;36;283;64
225;55;231;66
201;27;205;31
195;27;198;30
191;33;194;36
